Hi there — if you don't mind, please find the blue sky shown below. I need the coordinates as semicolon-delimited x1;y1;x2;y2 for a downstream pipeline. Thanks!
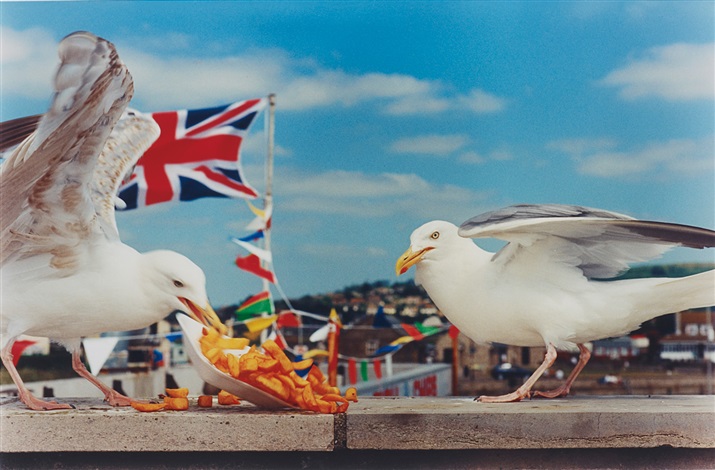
2;2;713;306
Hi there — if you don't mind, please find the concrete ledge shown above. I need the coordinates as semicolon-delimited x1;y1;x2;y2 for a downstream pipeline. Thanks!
2;395;714;455
347;395;715;450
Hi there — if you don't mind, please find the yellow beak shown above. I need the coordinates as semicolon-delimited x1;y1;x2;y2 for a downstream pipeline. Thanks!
395;246;433;276
180;298;228;335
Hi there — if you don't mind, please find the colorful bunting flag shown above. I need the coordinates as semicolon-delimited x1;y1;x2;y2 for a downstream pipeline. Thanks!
400;323;425;341
309;324;330;343
303;349;329;359
347;358;358;385
245;315;278;333
267;327;288;350
82;337;120;376
449;324;460;340
235;291;273;320
374;344;400;356
390;335;415;346
235;254;276;283
237;230;264;243
10;340;37;367
360;360;369;382
373;359;382;380
231;237;273;263
276;311;302;328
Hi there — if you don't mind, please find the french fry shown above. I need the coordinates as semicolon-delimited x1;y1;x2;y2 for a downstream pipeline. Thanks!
130;401;166;412
316;399;337;414
292;358;313;370
204;347;223;364
227;353;240;378
256;357;279;372
165;387;189;398
216;337;250;350
254;375;291;402
218;390;241;405
197;395;213;408
164;396;190;411
262;340;293;374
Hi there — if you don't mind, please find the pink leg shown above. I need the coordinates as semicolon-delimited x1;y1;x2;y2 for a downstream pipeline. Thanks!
71;350;132;406
532;343;591;399
1;339;72;410
478;343;557;403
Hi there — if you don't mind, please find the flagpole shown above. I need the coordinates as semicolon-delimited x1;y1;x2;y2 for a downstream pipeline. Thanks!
260;94;276;344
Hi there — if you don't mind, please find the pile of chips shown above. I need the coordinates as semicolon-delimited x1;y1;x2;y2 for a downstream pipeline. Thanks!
199;327;357;413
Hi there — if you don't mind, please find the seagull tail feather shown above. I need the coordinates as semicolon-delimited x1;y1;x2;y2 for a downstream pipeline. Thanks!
651;269;715;315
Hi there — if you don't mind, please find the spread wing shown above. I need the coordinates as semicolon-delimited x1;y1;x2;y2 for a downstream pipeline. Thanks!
91;110;159;237
458;204;715;279
0;115;42;153
0;31;134;272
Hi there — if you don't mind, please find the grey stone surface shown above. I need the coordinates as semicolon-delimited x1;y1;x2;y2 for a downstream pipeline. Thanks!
1;395;713;454
346;395;715;450
0;397;334;452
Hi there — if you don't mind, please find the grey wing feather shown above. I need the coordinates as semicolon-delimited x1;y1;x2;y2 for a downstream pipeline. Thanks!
458;204;715;279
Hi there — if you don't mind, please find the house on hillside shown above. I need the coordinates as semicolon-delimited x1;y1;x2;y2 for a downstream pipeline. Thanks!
660;308;715;362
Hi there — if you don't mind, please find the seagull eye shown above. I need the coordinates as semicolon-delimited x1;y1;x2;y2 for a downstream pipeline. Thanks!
430;231;440;240
173;280;184;288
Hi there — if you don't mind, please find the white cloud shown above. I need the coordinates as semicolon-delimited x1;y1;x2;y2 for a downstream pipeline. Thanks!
389;134;470;156
273;167;490;221
600;43;715;101
572;136;715;178
0;26;59;99
546;138;618;156
457;89;508;113
2;26;507;117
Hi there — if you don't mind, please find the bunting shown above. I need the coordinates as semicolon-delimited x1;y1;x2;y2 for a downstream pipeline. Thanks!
10;340;37;367
82;337;120;376
400;323;425;341
231;238;273;263
373;359;382;380
360;360;369;382
347;358;358;385
235;291;273;320
235;254;276;283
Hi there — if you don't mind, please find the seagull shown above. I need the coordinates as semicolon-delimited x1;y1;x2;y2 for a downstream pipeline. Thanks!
0;31;223;410
396;204;715;403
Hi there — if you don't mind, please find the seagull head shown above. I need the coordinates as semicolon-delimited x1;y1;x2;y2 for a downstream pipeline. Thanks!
142;250;227;334
396;220;466;276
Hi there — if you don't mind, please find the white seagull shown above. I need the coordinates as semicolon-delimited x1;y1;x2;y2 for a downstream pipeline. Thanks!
396;204;715;403
0;31;223;410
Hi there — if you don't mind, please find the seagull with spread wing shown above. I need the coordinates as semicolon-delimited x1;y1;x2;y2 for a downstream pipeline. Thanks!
396;204;715;403
0;31;224;410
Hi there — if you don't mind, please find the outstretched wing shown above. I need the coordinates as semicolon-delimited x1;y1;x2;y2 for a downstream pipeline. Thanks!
91;110;159;238
0;31;132;271
0;115;42;153
458;204;715;279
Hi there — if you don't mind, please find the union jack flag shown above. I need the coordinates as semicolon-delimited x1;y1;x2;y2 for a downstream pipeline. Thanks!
118;98;266;209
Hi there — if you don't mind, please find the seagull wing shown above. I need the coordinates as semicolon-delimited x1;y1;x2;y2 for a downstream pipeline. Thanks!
91;111;160;237
0;115;42;153
0;31;133;272
458;204;715;279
